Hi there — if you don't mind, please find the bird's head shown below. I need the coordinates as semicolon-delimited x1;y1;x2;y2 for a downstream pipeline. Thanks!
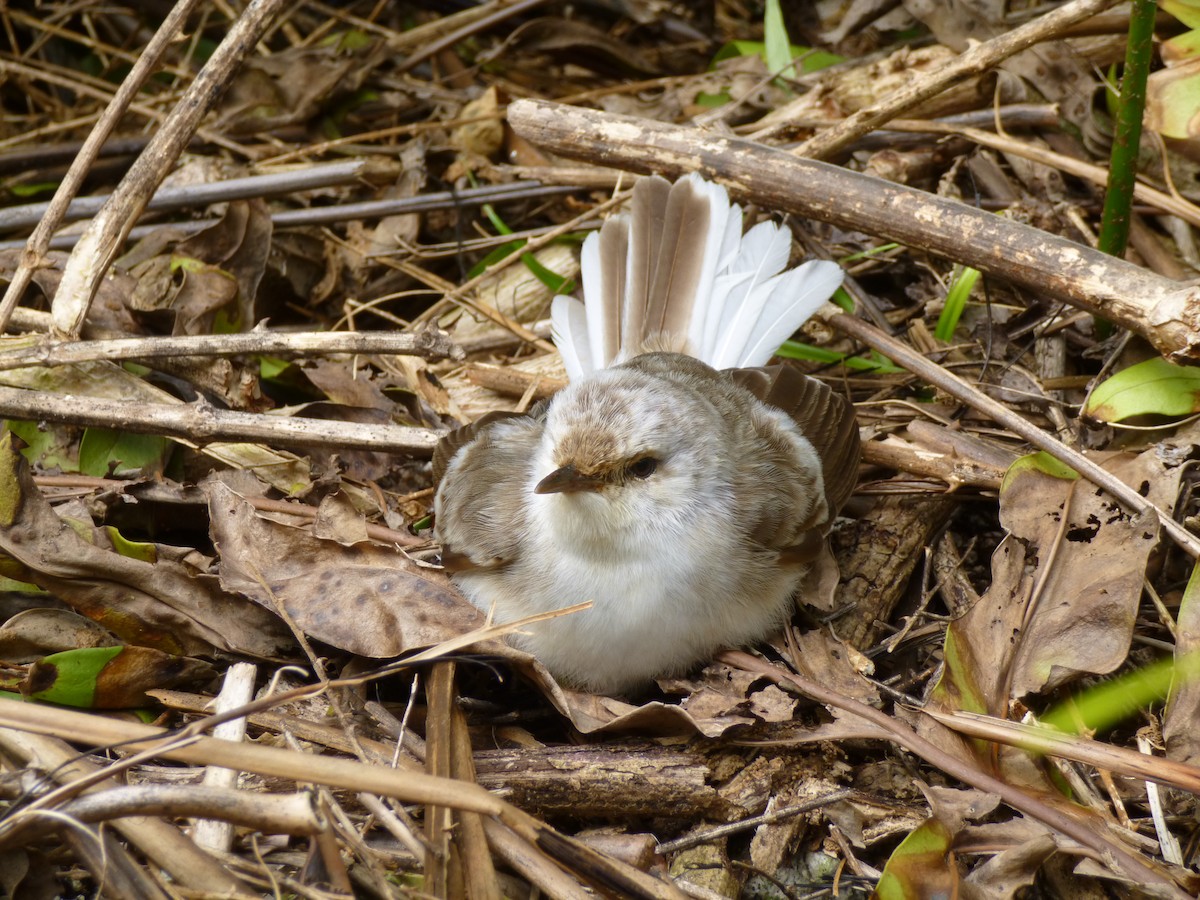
533;367;731;532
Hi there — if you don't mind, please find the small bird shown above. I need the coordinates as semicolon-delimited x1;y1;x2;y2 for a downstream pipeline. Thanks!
434;174;860;695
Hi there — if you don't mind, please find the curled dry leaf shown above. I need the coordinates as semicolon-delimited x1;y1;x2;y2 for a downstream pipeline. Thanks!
206;480;485;657
930;445;1181;728
22;645;214;709
1164;561;1200;767
0;608;121;663
0;432;291;658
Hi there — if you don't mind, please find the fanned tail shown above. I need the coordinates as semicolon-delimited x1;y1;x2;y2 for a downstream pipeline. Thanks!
551;174;843;379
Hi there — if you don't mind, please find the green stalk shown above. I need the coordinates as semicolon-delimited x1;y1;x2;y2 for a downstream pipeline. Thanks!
1098;0;1156;258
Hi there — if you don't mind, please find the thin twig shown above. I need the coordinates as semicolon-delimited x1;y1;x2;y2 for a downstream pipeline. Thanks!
829;312;1200;558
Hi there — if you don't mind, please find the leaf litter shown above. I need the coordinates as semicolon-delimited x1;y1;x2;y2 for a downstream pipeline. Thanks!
0;1;1199;897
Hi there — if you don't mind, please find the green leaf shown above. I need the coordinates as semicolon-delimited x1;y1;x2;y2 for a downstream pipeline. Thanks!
1162;0;1200;29
840;242;900;263
764;0;795;79
481;202;514;236
23;646;123;708
1001;451;1078;494
5;419;78;472
1084;356;1200;422
694;91;732;108
934;265;981;342
711;40;842;74
1040;655;1187;734
875;818;956;899
1163;29;1200;63
776;340;903;373
1146;59;1200;138
830;286;854;313
520;251;574;294
78;428;171;478
468;203;575;293
104;526;158;564
10;182;59;198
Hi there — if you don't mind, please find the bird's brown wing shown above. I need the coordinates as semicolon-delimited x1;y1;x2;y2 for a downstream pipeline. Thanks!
433;410;528;484
433;408;545;574
727;365;860;518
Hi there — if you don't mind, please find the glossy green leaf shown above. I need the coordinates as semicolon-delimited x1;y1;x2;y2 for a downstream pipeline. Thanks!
1000;451;1078;494
79;428;171;478
23;646;123;707
934;265;981;342
1085;356;1200;422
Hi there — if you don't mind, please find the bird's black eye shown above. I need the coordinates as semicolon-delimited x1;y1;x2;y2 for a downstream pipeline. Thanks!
629;456;658;479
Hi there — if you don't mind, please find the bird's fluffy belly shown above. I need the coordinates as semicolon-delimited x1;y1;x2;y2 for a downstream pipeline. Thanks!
454;534;800;694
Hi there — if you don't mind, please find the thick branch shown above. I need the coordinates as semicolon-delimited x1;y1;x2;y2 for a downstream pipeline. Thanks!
507;99;1200;363
0;387;440;456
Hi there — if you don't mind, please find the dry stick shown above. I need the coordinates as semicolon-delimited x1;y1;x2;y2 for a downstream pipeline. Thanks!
0;181;578;253
721;651;1189;897
51;0;290;339
191;662;257;854
482;819;594;900
0;0;204;333
0;728;249;894
0;700;682;900
0;785;324;848
792;0;1120;160
0;330;463;370
830;313;1200;559
504;100;1200;363
0;700;505;820
0;158;395;232
890;118;1200;229
924;709;1200;795
394;0;550;73
0;387;441;456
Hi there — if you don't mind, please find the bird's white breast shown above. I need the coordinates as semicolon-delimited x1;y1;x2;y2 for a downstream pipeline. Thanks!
450;444;802;693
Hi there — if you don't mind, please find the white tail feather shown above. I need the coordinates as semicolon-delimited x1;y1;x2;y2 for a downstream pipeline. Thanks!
578;232;610;370
681;176;732;360
551;295;591;382
555;176;843;380
737;260;844;367
707;221;794;367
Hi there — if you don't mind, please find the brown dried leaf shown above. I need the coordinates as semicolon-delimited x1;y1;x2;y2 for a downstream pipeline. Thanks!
23;645;214;709
217;38;389;134
1164;560;1200;766
171;199;273;333
0;433;290;658
0;608;119;663
933;447;1180;718
1005;450;1179;697
207;480;484;657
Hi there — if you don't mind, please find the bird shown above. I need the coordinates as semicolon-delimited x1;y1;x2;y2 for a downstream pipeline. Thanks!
433;173;860;695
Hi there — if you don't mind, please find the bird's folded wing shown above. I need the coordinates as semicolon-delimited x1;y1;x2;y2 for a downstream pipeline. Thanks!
727;365;860;518
432;409;530;483
433;409;544;573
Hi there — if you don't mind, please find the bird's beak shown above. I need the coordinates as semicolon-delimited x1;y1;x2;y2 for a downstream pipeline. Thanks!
535;464;606;495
